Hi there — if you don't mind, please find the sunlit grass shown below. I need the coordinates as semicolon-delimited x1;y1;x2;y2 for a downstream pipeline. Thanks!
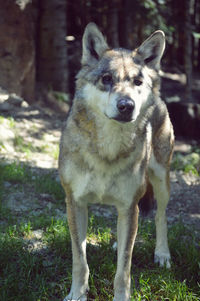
172;147;200;176
0;216;199;301
0;115;60;159
0;160;199;300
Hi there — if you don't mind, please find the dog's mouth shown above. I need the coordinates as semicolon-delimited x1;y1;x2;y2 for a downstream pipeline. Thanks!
105;114;135;123
113;115;134;123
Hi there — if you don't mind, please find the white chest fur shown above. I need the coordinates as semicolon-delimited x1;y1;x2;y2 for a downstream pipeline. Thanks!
69;155;142;209
63;132;145;209
61;107;149;209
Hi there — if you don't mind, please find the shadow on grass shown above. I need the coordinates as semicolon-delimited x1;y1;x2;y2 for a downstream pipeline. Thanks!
0;159;200;300
1;219;199;301
0;221;71;301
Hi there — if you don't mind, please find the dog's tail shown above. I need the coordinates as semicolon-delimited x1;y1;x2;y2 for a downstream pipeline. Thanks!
139;181;155;216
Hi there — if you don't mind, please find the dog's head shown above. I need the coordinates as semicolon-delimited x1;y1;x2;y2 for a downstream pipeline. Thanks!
77;23;165;123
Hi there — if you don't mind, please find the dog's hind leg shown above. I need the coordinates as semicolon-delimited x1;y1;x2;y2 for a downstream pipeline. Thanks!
63;187;89;301
113;203;139;301
149;162;171;269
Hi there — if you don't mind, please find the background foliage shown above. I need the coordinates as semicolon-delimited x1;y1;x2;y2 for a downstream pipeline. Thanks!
0;0;199;102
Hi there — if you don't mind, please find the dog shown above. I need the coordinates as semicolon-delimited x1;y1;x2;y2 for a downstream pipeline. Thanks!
59;23;174;301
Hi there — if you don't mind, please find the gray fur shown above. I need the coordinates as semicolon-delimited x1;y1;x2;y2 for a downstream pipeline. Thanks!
59;23;174;301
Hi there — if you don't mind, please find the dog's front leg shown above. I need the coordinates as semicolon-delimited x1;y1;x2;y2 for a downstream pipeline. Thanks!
149;169;171;268
64;193;89;301
114;203;139;301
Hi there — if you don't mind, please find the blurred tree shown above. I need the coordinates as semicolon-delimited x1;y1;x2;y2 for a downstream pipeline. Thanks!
170;0;193;100
107;0;119;48
0;0;199;105
184;0;193;100
176;0;185;66
90;0;102;26
119;0;135;49
0;0;35;102
195;0;200;70
37;0;68;92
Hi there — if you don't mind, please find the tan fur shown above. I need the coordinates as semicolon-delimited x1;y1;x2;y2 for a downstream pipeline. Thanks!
59;23;174;301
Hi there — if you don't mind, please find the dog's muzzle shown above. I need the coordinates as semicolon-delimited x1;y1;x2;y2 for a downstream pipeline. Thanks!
115;98;135;122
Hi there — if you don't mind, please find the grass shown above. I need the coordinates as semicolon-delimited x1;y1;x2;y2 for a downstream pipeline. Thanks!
13;134;55;157
0;115;59;159
0;116;15;128
171;147;200;176
0;161;200;300
0;217;199;300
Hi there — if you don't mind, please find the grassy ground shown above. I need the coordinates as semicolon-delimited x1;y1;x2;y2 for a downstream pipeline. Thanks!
0;161;200;301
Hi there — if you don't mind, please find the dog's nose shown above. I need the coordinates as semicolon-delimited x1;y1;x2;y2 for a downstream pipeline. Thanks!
117;98;135;115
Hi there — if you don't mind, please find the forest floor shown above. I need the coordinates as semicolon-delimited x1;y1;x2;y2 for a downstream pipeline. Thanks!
0;89;200;300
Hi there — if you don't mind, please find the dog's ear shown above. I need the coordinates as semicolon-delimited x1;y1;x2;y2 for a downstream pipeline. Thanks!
82;23;109;65
135;31;165;70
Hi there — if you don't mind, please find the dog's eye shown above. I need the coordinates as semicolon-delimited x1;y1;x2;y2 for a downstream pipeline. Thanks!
134;78;143;86
102;74;113;85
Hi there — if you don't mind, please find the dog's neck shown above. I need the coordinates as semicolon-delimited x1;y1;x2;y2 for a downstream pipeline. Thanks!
72;100;148;162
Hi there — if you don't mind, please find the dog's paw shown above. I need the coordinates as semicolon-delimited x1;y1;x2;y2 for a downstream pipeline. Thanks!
63;297;87;301
112;241;117;250
154;251;171;269
63;293;87;301
113;296;130;301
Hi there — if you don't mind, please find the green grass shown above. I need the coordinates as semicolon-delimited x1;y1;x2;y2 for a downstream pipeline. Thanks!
52;91;70;103
0;116;15;128
0;161;64;201
0;115;59;158
0;161;32;183
171;147;200;176
0;217;199;301
13;134;54;156
0;161;200;300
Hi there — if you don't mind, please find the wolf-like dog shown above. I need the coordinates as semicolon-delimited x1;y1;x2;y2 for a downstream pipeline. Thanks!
59;23;174;301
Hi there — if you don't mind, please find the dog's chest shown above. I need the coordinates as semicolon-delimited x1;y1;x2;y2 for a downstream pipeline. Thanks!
70;141;145;207
95;118;137;161
72;161;140;207
63;117;148;207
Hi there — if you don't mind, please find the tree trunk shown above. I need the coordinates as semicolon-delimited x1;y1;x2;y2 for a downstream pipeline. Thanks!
124;0;134;49
196;0;200;70
198;38;200;70
0;0;36;102
184;0;193;101
107;0;119;48
37;0;68;92
176;0;185;66
119;0;135;49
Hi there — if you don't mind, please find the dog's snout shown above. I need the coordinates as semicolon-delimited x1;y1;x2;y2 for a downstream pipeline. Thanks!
117;98;135;115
